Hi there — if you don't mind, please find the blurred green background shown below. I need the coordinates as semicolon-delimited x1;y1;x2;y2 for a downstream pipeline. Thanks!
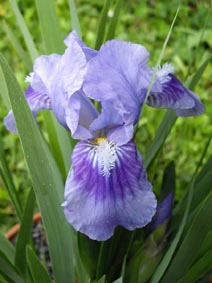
0;0;211;233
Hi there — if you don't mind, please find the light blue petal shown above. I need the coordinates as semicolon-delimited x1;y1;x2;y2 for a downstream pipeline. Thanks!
83;40;152;143
65;91;98;140
27;54;61;96
4;86;51;133
51;38;88;128
4;111;18;133
64;30;98;61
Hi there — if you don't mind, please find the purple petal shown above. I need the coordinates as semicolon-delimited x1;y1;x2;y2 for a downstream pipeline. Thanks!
147;65;205;116
62;139;157;241
83;40;152;142
175;90;205;116
4;86;51;133
64;30;98;61
149;192;174;231
65;91;98;140
26;54;61;96
4;111;18;134
51;38;88;128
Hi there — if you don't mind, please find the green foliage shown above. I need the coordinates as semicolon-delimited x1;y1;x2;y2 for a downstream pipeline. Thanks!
26;246;52;283
0;1;211;283
0;54;74;283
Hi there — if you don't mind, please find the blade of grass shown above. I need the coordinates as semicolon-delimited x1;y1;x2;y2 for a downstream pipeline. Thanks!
140;7;180;169
144;110;177;169
161;191;212;283
0;137;23;220
0;234;15;265
78;233;101;279
178;248;212;283
0;66;10;109
35;0;64;54
0;251;25;283
150;179;195;283
95;0;112;50
71;233;89;283
150;125;211;283
106;0;123;40
173;135;212;227
42;112;71;180
142;7;180;111
186;10;211;79
0;54;74;283
188;56;212;90
26;246;52;283
3;21;32;71
15;189;36;276
9;0;38;61
68;0;82;38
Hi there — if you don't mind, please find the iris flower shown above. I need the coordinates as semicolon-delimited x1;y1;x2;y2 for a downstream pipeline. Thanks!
4;31;204;241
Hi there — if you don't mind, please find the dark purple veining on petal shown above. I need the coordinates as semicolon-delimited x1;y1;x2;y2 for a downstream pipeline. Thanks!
63;140;157;241
147;74;205;116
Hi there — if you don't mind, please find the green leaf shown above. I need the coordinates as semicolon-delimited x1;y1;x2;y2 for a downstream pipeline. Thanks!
196;153;212;182
161;191;212;283
188;56;211;90
150;179;195;283
186;10;211;79
95;0;112;50
78;228;131;281
78;233;101;279
0;66;10;109
0;136;23;220
112;278;123;283
159;161;175;201
0;55;74;283
151;127;211;283
144;111;177;169
3;21;32;71
96;275;106;283
68;0;82;38
0;234;15;265
106;0;123;40
178;248;212;283
15;189;36;276
35;0;64;54
197;230;212;259
42;112;72;180
0;251;25;283
125;162;175;283
9;0;38;61
71;233;89;283
26;246;52;283
143;8;180;169
173;137;212;226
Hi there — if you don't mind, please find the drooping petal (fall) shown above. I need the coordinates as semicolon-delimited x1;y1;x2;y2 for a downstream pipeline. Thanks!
147;64;205;116
62;139;157;241
4;86;51;133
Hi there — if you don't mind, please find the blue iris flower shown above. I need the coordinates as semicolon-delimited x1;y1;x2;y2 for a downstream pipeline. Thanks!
4;31;204;241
